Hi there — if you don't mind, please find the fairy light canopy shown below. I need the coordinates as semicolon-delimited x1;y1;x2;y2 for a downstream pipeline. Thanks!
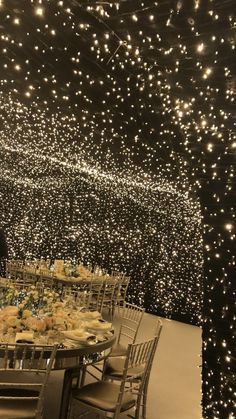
0;0;235;417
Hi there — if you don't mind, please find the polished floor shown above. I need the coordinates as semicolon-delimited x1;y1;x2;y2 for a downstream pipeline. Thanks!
45;312;202;419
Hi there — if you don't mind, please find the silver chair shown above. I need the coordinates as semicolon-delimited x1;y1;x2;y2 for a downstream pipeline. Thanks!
111;270;125;280
98;280;117;316
23;270;38;285
78;302;145;387
5;278;35;292
112;275;130;315
110;302;145;357
39;270;54;290
0;342;58;419
63;287;92;309
6;260;24;281
103;319;163;419
88;281;104;311
69;336;158;419
75;291;92;309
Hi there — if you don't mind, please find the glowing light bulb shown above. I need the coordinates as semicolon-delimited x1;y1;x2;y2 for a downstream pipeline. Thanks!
197;43;205;53
207;143;213;152
35;7;44;16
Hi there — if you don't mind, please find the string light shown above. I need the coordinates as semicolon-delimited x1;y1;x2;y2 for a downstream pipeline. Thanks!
0;1;235;417
35;7;44;17
197;43;205;53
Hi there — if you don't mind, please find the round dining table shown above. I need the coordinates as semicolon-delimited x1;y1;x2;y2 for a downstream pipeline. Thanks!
0;327;116;419
0;277;116;418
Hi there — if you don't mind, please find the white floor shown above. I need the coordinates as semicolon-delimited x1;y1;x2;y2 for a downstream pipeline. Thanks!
45;312;202;419
143;315;202;419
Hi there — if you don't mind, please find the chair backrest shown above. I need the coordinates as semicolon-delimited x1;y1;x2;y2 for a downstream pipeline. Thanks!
0;343;58;419
88;281;104;311
113;337;157;419
117;302;145;346
23;270;38;284
143;319;162;391
6;260;24;280
99;280;117;310
3;278;34;293
39;271;53;289
11;281;35;291
113;275;130;304
75;290;92;309
63;287;92;309
111;270;125;280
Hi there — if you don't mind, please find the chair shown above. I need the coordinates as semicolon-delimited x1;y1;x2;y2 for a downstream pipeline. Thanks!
75;291;92;309
112;275;130;315
0;342;58;419
110;302;145;357
141;319;162;419
77;302;145;388
88;281;104;311
9;281;36;292
39;270;54;290
4;276;35;293
98;280;117;317
69;336;158;419
63;287;92;310
23;270;38;285
111;270;125;280
103;319;163;419
6;260;24;281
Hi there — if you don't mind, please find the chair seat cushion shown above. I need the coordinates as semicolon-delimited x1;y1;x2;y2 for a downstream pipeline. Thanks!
72;381;136;413
104;357;145;379
0;388;39;419
109;343;127;357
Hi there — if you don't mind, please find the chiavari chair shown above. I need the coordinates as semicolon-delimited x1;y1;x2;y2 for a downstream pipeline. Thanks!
112;275;130;315
102;319;163;419
69;336;158;419
0;342;58;419
109;302;145;357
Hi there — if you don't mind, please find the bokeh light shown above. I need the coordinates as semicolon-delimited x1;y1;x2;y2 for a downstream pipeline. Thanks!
0;1;235;417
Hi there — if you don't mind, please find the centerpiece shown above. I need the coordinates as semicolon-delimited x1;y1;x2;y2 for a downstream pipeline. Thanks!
0;284;113;346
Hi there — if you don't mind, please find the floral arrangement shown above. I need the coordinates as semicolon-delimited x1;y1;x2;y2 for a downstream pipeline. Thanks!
0;285;83;338
1;283;61;308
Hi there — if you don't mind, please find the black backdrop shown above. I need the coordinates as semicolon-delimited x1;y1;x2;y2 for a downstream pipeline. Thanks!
0;1;235;417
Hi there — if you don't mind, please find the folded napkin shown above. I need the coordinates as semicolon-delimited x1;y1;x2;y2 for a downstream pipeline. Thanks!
80;311;101;320
86;320;112;331
15;331;34;343
61;329;96;344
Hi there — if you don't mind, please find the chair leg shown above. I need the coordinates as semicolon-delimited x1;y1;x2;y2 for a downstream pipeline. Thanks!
79;367;87;388
141;390;148;419
110;303;117;320
135;391;144;419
